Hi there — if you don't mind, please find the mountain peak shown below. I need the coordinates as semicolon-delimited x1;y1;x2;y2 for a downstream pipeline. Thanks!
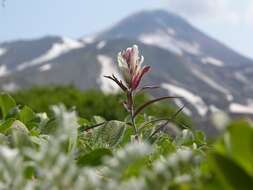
131;9;186;22
98;9;192;40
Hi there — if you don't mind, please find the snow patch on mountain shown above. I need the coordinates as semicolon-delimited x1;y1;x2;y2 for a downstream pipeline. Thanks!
0;48;7;57
17;37;84;71
97;55;120;93
234;72;250;84
139;30;200;56
166;28;176;35
201;57;224;67
177;41;200;55
162;83;208;116
139;32;183;55
39;64;52;72
96;41;107;49
229;103;253;114
0;65;10;77
82;36;96;44
191;69;230;96
226;94;234;102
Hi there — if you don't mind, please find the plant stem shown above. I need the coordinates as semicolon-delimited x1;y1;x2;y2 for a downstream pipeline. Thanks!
131;107;138;135
129;91;138;139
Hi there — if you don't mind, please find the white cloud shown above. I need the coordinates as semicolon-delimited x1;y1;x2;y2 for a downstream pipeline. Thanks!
163;0;240;24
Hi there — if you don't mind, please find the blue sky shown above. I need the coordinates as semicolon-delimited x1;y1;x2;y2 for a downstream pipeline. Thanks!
0;0;252;58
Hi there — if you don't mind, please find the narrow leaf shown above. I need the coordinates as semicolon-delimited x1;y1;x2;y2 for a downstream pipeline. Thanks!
149;106;185;139
133;96;181;118
82;122;107;131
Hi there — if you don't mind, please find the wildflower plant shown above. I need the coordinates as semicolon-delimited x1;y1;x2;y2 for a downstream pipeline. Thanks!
105;45;180;139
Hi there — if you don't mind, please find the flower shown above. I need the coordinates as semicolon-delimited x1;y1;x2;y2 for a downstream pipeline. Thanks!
117;45;150;91
104;45;150;92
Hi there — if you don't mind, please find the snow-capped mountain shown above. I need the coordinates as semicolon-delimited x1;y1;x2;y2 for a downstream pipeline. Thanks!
98;10;252;66
1;9;253;130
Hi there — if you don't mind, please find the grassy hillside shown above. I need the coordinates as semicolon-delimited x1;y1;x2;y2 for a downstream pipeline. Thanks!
11;85;192;127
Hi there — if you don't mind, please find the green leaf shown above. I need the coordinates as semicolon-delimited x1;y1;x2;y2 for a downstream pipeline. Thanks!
19;106;36;124
41;118;57;134
78;117;90;126
8;120;31;147
24;163;36;179
92;115;106;124
77;148;112;166
8;120;29;134
30;136;48;146
194;130;206;145
119;126;134;145
175;129;194;146
214;120;253;175
0;118;15;133
98;120;126;147
156;136;176;156
0;93;16;119
210;152;253;190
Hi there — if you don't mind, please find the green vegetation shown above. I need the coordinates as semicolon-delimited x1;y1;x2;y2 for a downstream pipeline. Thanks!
0;92;252;189
11;85;192;127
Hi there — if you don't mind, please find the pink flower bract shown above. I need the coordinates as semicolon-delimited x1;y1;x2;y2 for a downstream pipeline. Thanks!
117;45;150;91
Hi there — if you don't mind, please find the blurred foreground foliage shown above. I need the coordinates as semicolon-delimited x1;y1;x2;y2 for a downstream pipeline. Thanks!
0;92;252;189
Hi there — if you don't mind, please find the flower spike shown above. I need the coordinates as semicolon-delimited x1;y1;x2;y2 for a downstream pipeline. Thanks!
117;45;150;91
